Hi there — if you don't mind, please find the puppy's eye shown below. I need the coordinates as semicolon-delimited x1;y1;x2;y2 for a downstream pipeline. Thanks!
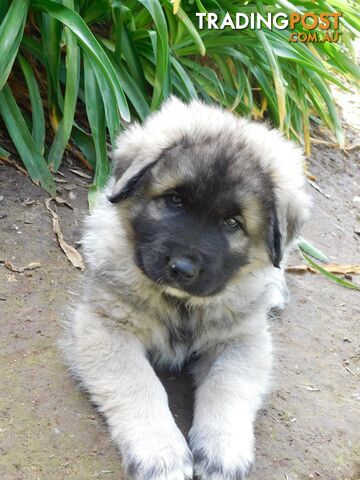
166;194;183;208
224;217;241;229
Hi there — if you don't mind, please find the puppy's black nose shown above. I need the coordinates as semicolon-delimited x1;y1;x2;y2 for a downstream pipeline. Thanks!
169;258;199;281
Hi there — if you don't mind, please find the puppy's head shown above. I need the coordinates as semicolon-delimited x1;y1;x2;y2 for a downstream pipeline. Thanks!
108;98;310;298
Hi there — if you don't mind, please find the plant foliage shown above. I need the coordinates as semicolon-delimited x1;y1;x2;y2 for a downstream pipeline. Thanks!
0;0;359;198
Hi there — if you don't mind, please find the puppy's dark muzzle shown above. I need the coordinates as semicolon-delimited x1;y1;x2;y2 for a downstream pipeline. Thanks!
169;257;199;283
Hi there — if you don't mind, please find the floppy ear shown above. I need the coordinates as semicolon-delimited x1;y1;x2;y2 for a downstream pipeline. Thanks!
267;211;282;269
108;159;158;203
267;187;310;267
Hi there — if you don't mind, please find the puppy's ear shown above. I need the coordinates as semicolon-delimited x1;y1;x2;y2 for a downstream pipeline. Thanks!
267;211;282;269
108;159;158;203
269;181;311;267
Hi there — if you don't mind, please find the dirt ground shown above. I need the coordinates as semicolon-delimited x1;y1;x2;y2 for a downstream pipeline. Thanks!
1;108;360;479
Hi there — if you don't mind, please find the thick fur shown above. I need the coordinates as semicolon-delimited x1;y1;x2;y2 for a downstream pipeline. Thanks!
63;98;311;480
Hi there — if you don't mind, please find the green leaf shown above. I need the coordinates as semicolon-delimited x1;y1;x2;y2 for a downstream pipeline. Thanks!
0;0;29;90
31;0;130;121
84;54;109;195
92;59;121;148
40;11;62;118
300;251;360;291
0;84;56;195
0;146;10;159
110;58;151;121
71;124;96;170
111;4;147;92
185;60;226;102
17;53;45;153
171;56;198;99
308;71;345;148
255;26;286;130
174;5;206;56
96;36;151;121
82;0;109;24
21;34;44;61
0;1;10;22
138;0;169;109
48;26;79;169
297;237;329;262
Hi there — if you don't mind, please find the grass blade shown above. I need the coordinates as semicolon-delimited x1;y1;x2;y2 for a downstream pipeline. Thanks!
71;124;96;170
0;0;29;89
0;84;56;195
84;54;108;200
171;56;198;99
31;0;130;121
109;57;151;121
301;251;360;291
308;71;345;148
297;237;329;262
0;146;10;159
138;0;169;109
92;59;121;148
255;28;286;131
111;4;147;92
17;53;45;153
48;4;79;171
40;12;62;128
174;5;206;56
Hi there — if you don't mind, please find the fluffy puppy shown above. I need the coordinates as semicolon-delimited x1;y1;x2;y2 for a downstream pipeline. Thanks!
63;97;310;480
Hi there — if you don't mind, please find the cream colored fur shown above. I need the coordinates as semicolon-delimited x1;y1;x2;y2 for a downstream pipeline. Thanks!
63;98;310;480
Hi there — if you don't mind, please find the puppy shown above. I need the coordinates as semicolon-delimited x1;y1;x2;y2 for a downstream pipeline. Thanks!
63;97;310;479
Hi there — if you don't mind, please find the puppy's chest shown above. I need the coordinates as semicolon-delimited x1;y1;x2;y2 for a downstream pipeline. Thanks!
151;301;204;367
167;302;198;349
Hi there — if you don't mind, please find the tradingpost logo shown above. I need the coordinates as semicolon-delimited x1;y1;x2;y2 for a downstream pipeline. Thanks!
196;11;342;43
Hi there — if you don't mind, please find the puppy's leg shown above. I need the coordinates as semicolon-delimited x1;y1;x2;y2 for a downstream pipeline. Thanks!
267;266;289;311
189;320;272;480
64;304;192;480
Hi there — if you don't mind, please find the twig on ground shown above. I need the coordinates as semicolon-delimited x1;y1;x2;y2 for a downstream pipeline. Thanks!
1;260;41;273
287;263;360;275
45;198;85;271
0;157;28;175
308;180;331;199
68;168;92;179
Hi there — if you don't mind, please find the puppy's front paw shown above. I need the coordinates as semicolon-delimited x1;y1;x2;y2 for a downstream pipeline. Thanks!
123;429;193;480
189;426;254;480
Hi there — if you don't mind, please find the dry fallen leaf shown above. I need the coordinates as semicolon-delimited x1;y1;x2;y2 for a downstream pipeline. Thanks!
4;261;22;273
55;196;73;209
26;262;42;270
0;156;28;175
21;198;36;206
68;168;92;179
346;143;360;152
3;260;41;273
308;180;331;199
45;198;85;271
287;263;360;275
299;385;321;392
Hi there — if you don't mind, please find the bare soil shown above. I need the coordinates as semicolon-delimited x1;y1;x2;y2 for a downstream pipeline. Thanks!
0;125;359;480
